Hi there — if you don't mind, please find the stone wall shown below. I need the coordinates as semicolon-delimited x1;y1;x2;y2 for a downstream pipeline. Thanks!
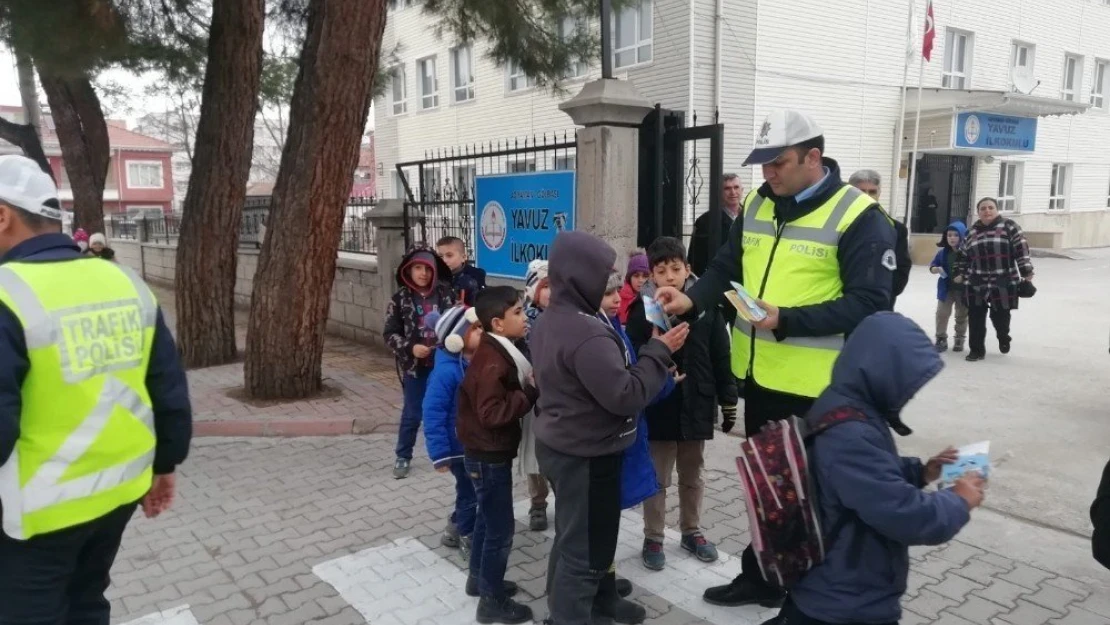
110;240;388;349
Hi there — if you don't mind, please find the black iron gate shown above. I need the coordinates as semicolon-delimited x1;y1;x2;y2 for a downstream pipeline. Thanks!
638;105;725;251
909;154;974;234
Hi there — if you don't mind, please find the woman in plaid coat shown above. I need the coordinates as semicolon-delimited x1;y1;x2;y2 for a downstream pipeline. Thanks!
953;197;1035;362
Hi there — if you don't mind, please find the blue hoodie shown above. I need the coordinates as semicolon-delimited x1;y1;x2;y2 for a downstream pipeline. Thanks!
929;221;968;301
791;312;971;625
422;347;468;469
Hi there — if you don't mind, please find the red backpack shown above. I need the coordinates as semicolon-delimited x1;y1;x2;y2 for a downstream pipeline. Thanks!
735;409;867;589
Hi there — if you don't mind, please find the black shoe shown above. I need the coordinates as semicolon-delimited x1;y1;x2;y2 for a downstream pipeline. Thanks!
965;352;985;362
999;338;1011;354
476;596;533;624
616;578;633;598
466;577;519;598
593;597;646;624
529;506;549;531
703;578;785;608
935;337;948;353
953;338;965;353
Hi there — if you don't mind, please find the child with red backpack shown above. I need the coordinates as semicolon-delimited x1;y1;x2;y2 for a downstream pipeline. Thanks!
738;312;985;625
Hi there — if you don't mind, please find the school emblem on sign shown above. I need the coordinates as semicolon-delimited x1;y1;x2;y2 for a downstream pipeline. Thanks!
964;114;981;145
480;200;508;251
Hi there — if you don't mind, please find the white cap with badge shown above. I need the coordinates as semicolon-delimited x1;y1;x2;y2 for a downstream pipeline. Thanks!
0;154;62;221
743;110;825;167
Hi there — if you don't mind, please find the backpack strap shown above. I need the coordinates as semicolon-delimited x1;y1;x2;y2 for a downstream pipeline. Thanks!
806;406;870;569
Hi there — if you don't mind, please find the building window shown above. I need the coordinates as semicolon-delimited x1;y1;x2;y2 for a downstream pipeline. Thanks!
507;60;536;92
614;0;652;69
1093;60;1108;109
508;159;536;173
126;161;164;189
1062;54;1083;102
390;66;407;115
560;18;588;79
1011;42;1034;73
555;155;575;171
450;46;475;103
942;29;972;89
1049;164;1071;211
418;56;439;110
997;162;1021;212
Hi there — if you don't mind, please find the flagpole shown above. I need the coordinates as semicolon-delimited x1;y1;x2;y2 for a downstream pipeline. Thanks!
890;0;917;218
905;54;927;233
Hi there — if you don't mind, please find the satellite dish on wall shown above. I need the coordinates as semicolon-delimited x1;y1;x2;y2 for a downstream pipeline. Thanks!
1012;66;1038;94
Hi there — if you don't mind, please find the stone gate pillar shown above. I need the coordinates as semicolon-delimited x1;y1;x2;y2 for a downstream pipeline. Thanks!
560;79;654;262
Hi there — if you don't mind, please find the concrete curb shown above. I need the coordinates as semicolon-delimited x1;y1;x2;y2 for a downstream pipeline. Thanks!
195;418;397;437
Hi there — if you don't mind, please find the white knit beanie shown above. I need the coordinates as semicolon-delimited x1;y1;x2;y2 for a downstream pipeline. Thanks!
428;305;479;353
524;259;549;303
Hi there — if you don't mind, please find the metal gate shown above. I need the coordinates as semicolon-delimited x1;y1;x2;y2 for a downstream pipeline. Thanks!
638;105;725;250
909;154;975;234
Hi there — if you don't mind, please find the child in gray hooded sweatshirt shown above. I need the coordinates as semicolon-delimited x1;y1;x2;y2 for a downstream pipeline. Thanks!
531;231;688;625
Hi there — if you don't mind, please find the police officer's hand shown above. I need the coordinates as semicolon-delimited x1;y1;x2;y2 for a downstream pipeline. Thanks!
655;287;693;316
142;474;176;518
752;300;780;331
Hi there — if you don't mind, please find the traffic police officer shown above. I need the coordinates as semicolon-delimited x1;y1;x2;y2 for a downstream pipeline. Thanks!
0;155;192;624
656;110;897;608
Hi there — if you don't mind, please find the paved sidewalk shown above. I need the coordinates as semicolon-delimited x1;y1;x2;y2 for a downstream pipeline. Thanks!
109;436;1110;625
152;286;403;437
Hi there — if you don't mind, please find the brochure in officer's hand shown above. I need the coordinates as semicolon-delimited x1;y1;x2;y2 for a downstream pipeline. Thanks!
724;281;768;323
642;295;672;332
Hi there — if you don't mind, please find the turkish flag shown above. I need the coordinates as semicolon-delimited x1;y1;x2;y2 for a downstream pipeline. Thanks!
922;0;936;62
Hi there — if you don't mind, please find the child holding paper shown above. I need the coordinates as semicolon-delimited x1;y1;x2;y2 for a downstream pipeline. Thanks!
625;236;738;571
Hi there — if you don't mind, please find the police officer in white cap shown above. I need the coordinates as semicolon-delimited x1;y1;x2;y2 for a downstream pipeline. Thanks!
0;155;192;624
655;110;897;608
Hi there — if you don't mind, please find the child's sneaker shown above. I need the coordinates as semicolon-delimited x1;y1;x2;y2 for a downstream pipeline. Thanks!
935;337;948;353
681;532;719;563
642;539;666;570
953;337;965;353
392;458;410;479
441;520;460;548
529;506;548;531
476;596;533;624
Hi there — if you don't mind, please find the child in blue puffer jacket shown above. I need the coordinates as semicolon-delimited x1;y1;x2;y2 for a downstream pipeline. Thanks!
422;305;483;557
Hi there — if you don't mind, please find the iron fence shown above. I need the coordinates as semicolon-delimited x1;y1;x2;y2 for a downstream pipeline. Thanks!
396;132;577;252
105;214;139;240
238;196;379;254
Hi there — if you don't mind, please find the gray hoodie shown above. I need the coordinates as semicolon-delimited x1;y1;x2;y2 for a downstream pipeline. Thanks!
531;231;675;457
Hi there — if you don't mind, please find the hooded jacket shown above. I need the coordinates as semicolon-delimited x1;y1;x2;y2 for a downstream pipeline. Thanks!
929;221;968;302
791;312;971;625
1092;459;1110;570
383;246;456;377
626;276;737;441
422;347;468;469
531;231;675;458
684;158;895;342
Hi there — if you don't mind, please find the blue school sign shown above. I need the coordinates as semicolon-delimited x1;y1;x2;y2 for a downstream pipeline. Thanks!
954;112;1037;152
474;171;576;280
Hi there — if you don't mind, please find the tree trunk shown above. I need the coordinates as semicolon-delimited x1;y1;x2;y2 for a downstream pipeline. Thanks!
15;51;42;138
244;0;387;399
173;0;265;369
0;117;53;179
38;72;109;233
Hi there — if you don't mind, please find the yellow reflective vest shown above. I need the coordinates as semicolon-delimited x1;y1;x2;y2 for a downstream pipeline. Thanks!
731;185;876;398
0;258;157;540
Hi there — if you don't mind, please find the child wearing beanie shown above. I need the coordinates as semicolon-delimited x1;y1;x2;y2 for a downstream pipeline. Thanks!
422;306;483;557
619;249;650;323
520;259;552;531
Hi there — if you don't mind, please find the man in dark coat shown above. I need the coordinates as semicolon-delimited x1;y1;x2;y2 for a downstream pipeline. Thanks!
688;174;744;277
850;169;912;309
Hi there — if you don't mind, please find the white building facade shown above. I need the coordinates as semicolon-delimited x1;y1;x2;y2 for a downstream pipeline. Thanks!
375;0;1110;249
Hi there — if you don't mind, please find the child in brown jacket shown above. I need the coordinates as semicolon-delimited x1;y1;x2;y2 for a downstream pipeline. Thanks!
456;286;538;624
